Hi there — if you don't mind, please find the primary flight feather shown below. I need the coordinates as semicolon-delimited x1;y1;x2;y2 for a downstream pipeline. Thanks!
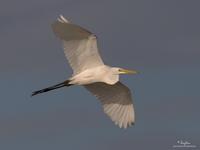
32;15;138;129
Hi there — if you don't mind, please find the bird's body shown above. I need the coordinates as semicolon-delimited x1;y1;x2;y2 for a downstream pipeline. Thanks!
69;65;119;85
32;15;138;129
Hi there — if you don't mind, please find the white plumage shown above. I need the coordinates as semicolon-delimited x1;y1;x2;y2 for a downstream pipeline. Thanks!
62;36;104;75
85;82;135;128
32;15;138;129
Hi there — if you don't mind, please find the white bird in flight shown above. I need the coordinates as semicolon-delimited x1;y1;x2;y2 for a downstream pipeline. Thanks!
32;15;138;128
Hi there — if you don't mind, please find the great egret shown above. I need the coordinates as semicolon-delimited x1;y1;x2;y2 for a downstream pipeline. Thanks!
32;15;138;128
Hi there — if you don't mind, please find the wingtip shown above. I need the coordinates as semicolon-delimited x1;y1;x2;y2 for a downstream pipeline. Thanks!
116;121;135;129
57;14;70;23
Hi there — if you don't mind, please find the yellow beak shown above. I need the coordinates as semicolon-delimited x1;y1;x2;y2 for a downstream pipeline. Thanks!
119;69;138;74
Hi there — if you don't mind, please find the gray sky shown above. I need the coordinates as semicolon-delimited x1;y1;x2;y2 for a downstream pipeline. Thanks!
0;0;199;150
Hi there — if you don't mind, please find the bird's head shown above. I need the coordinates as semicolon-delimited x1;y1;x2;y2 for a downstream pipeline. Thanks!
112;67;138;75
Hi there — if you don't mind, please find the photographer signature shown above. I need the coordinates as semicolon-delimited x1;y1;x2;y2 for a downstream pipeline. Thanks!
173;140;197;148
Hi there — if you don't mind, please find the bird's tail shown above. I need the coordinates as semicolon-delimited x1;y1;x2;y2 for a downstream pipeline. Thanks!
31;80;72;96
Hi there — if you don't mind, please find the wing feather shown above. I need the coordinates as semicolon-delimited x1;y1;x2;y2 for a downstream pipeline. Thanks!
52;15;104;74
85;82;135;128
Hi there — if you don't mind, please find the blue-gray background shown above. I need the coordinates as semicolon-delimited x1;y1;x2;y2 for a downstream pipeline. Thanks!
0;0;199;149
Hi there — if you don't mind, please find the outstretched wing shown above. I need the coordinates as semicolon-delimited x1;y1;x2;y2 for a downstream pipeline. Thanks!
84;82;135;128
52;15;104;74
